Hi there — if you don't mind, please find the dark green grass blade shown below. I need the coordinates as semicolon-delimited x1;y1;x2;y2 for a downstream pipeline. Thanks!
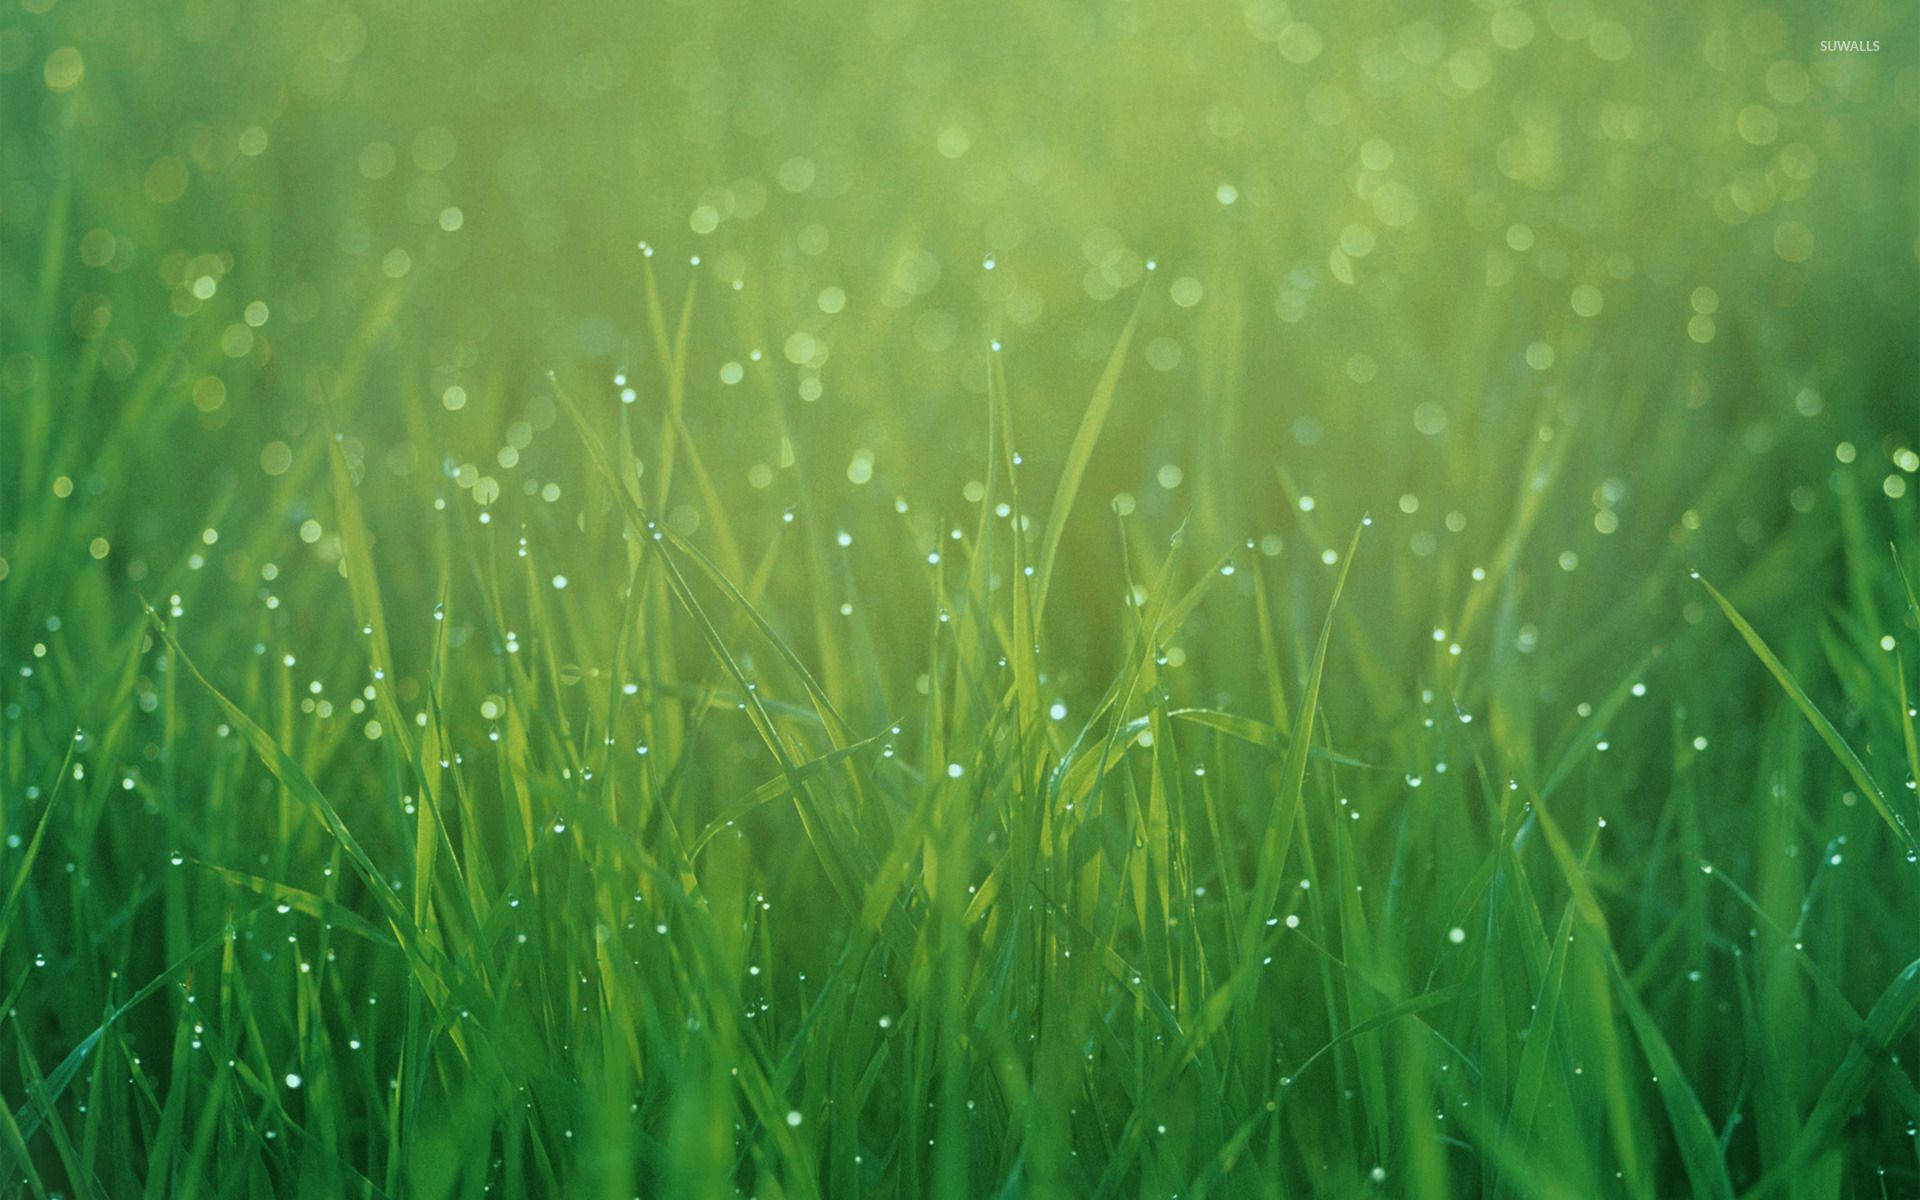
1529;790;1736;1200
1697;575;1915;852
1740;958;1920;1199
11;914;261;1145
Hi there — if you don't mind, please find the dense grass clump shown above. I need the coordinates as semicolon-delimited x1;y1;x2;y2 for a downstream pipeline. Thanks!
2;0;1918;1196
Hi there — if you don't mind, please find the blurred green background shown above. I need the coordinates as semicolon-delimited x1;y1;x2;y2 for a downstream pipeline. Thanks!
5;0;1916;679
2;0;1918;1196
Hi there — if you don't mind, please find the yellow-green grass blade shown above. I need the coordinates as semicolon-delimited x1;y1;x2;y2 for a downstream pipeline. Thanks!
687;726;896;858
144;607;461;1009
1240;521;1362;953
1033;287;1146;628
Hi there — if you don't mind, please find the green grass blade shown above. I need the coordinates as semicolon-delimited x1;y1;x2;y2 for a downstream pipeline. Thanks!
1033;288;1146;627
1698;575;1915;852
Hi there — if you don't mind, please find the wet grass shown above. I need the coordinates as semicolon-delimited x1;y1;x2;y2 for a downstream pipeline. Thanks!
2;0;1918;1196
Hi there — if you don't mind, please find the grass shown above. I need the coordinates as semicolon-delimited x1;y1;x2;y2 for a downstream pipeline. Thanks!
2;0;1918;1196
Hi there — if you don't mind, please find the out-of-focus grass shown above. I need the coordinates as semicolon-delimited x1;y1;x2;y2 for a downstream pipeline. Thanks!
2;0;1917;1196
